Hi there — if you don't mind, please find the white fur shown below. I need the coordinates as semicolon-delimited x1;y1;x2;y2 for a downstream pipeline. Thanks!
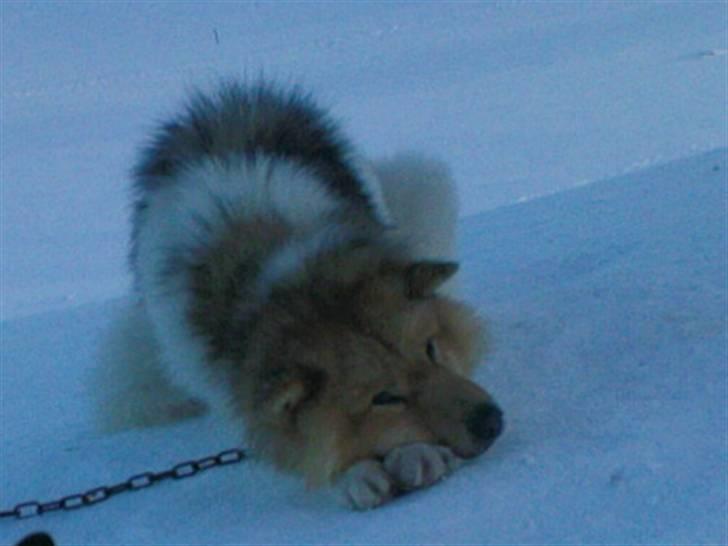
95;153;460;432
91;300;207;432
134;156;342;408
336;459;394;510
371;153;460;296
382;442;462;489
349;155;393;225
256;224;355;297
255;155;394;294
372;153;458;261
335;443;462;510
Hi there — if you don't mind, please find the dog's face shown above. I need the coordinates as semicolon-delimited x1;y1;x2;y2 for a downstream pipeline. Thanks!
239;261;503;485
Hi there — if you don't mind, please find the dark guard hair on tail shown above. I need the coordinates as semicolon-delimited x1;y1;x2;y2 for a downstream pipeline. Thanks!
130;81;374;268
134;81;369;202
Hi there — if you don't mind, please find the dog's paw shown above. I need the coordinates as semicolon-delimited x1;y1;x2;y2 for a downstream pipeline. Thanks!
383;442;462;491
336;459;395;510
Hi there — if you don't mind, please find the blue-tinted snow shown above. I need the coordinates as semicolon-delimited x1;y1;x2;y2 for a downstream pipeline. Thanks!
1;2;725;544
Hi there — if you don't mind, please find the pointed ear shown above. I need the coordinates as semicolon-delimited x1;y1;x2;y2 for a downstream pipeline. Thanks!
405;260;459;298
264;366;326;420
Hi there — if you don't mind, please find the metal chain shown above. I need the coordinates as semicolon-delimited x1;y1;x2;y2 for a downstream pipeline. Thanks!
0;448;246;520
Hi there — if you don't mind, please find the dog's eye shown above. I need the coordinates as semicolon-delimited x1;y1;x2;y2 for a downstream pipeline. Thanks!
371;391;408;406
426;337;439;363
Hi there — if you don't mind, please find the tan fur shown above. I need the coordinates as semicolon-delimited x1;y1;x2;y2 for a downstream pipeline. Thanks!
121;83;501;508
187;230;494;487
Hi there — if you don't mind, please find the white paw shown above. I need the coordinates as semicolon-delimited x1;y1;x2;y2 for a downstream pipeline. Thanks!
383;443;462;491
336;459;394;510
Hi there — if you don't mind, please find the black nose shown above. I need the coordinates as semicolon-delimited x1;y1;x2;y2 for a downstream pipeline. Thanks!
466;403;504;447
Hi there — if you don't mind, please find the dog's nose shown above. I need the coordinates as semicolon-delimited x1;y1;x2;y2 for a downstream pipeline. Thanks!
466;403;504;448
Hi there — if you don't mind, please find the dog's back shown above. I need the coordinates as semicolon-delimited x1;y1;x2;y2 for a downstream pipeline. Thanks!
129;83;394;407
97;81;464;438
130;82;388;275
133;83;372;204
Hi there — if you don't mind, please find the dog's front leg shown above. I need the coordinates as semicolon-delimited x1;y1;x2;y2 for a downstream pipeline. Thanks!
383;442;463;491
335;459;395;510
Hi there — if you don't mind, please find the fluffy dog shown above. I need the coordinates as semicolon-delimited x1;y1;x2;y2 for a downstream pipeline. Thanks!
96;82;503;509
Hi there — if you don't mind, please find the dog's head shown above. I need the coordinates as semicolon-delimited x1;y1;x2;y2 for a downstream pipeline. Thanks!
238;260;503;485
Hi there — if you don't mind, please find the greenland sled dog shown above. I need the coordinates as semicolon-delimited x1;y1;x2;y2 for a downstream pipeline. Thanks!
97;81;503;509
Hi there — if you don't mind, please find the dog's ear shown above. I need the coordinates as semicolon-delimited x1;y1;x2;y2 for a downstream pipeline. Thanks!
264;365;326;420
405;260;459;298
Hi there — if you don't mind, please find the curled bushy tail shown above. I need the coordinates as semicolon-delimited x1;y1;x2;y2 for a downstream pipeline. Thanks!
372;153;460;295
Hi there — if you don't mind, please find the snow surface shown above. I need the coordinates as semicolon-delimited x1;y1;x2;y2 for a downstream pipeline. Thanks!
1;2;726;545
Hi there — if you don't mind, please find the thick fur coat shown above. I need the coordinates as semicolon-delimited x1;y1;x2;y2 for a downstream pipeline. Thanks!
95;82;502;509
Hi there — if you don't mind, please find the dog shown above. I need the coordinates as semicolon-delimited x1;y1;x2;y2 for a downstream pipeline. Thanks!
95;81;503;509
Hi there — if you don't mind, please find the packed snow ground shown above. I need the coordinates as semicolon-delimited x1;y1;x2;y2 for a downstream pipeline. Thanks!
1;150;725;545
1;2;726;545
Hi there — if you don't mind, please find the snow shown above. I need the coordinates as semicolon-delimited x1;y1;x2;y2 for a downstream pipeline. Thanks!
1;2;726;544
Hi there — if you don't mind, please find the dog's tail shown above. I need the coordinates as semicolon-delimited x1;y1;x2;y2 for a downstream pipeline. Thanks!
372;153;461;296
90;299;207;433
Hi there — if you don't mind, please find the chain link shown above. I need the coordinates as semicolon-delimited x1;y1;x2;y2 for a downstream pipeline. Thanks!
0;448;246;521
